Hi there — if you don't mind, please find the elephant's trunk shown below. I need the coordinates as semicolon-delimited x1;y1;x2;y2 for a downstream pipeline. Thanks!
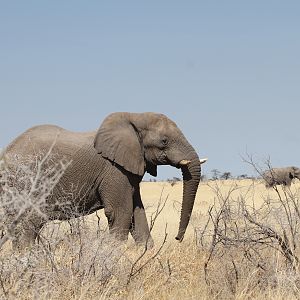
175;154;201;241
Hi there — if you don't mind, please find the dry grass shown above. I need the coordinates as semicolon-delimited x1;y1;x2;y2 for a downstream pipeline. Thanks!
1;177;300;299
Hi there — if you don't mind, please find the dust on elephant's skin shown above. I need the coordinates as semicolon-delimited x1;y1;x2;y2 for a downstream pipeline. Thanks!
1;112;207;251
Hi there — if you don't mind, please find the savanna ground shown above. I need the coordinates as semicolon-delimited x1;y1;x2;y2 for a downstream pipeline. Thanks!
1;178;300;299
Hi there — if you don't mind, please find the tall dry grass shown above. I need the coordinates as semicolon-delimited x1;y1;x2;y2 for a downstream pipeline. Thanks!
1;151;300;299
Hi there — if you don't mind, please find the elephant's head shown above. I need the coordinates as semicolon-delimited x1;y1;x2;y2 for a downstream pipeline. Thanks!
290;167;300;180
94;112;207;241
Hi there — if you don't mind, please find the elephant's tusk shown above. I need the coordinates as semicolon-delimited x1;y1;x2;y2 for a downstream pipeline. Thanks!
200;158;208;164
179;159;191;166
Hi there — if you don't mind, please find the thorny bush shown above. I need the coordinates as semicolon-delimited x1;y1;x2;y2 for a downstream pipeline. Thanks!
195;157;300;298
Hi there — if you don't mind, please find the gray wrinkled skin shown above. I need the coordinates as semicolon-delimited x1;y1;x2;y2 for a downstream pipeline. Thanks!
1;112;204;250
263;166;300;188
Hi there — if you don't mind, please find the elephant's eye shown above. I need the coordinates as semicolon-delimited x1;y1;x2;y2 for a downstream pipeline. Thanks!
161;138;168;146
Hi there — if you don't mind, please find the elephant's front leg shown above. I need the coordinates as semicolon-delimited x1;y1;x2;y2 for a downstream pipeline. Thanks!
99;174;134;241
130;185;154;248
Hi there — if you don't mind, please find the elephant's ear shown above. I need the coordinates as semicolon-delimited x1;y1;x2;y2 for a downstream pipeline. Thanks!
94;113;145;176
291;166;300;176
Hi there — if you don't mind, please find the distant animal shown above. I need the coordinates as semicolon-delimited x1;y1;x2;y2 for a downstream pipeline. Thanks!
263;167;300;188
0;112;207;250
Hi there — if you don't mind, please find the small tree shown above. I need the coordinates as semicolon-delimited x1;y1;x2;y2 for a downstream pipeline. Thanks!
220;172;232;180
211;169;221;180
167;177;181;186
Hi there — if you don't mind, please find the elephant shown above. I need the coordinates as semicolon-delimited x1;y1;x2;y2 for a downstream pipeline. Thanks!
263;166;300;188
0;112;207;250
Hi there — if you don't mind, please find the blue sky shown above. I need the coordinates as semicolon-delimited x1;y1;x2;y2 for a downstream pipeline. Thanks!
1;1;300;180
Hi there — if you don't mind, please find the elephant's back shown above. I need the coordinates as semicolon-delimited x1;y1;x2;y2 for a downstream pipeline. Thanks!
2;124;105;219
263;168;287;183
5;124;96;160
4;125;95;169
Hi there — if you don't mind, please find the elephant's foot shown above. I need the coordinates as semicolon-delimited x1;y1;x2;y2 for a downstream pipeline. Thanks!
137;236;154;249
130;230;154;249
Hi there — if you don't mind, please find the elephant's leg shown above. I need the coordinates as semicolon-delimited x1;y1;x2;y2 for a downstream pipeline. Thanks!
104;197;133;241
12;218;44;252
99;172;134;241
129;186;154;248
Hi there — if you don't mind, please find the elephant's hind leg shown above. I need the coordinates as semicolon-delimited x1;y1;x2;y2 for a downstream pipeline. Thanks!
12;218;45;252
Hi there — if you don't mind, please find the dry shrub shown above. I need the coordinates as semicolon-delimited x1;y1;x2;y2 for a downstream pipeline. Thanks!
0;211;174;299
0;143;71;249
195;174;300;299
0;228;127;299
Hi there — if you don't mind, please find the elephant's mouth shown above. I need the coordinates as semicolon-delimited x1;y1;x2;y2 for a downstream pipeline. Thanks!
152;153;207;170
165;158;207;170
177;158;207;168
170;160;190;169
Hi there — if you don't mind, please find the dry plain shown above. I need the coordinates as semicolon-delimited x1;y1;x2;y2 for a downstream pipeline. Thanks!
2;179;300;299
60;178;273;245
